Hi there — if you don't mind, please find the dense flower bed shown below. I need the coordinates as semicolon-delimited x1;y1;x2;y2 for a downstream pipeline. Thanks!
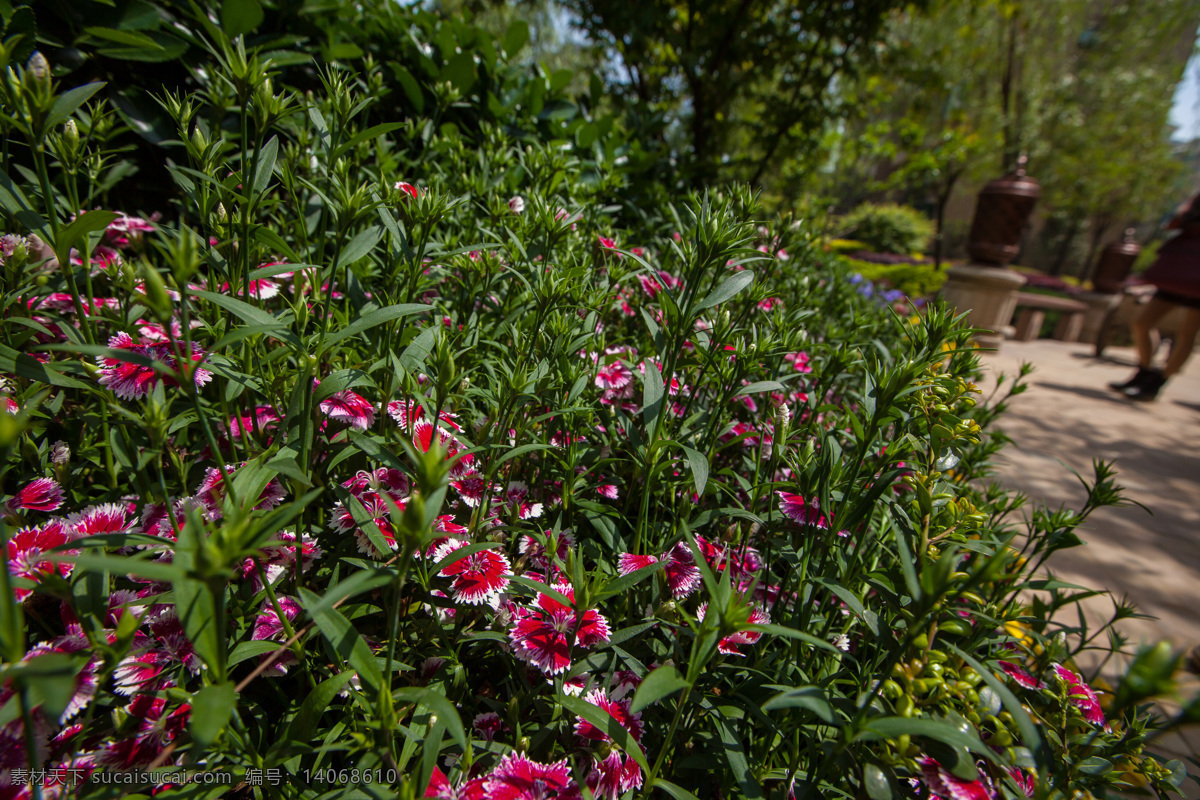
0;23;1194;800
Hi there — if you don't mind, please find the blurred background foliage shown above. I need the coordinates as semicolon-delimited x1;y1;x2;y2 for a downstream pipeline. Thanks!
16;0;1200;280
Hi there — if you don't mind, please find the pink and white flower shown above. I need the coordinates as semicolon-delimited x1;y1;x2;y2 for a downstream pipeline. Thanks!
319;388;376;429
251;597;303;675
436;539;512;606
97;332;211;400
587;752;643;800
697;602;771;656
573;689;644;743
7;521;75;602
918;756;994;800
482;753;581;800
7;478;64;512
998;660;1044;690
509;582;611;675
1052;664;1109;730
777;491;829;530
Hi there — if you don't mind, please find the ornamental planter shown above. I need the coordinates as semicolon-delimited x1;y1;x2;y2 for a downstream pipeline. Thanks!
941;156;1040;347
1091;228;1141;294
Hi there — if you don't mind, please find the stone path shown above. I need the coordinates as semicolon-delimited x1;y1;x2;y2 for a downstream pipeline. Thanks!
976;339;1200;763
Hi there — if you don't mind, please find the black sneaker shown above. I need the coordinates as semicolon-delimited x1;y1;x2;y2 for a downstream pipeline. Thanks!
1108;366;1151;392
1124;369;1166;401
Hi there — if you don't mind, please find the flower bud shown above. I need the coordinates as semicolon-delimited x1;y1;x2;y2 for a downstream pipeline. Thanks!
26;52;49;86
508;195;525;214
63;119;79;149
216;203;228;222
50;440;70;464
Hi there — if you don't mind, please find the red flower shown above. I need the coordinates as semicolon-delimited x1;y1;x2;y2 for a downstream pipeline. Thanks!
7;521;75;602
483;753;581;800
436;540;512;606
617;542;701;599
7;478;64;512
319;388;376;429
1052;664;1109;729
918;756;994;800
777;491;829;530
67;503;132;538
697;603;771;656
998;660;1044;690
784;351;813;374
595;361;633;390
587;752;643;800
573;688;644;743
98;332;211;400
509;582;610;675
395;181;419;199
97;696;190;768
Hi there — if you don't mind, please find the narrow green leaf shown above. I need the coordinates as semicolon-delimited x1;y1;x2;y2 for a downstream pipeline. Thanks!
339;226;383;265
681;445;709;497
46;83;107;131
52;209;117;265
393;687;467;750
857;717;995;759
697;270;754;311
288;671;355;743
707;701;764;799
642;359;664;427
631;665;690;713
252;135;279;196
559;693;650;774
299;587;384;697
190;682;236;753
320;303;429;351
762;685;835;722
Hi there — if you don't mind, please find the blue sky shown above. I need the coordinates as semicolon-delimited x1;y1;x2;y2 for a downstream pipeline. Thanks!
1170;40;1200;141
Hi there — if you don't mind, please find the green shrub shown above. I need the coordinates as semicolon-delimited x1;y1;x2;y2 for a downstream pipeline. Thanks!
842;256;948;298
0;8;1193;800
837;202;934;255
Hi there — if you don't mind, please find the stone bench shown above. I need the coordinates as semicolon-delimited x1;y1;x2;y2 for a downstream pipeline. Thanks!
1012;291;1089;342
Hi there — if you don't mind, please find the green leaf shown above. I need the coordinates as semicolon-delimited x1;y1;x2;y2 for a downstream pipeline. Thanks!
52;209;117;265
50;552;181;583
306;569;394;618
707;701;764;799
762;685;835;722
228;640;284;667
176;577;225;679
597;561;664;602
558;693;650;774
83;27;165;50
252;135;278;196
331;123;404;161
496;442;554;465
299;587;384;697
747;623;841;654
631;665;690;713
651;780;702;800
0;345;89;389
189;682;236;753
857;717;994;759
46;83;107;131
222;0;263;37
738;381;785;395
190;289;303;350
944;644;1047;772
864;764;892;800
339;226;383;265
681;445;709;497
393;687;467;750
20;653;85;723
697;270;754;310
643;359;664;428
503;19;530;57
288;670;355;743
320;303;429;351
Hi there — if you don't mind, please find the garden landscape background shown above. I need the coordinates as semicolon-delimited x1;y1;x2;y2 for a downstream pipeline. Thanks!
1;1;1200;799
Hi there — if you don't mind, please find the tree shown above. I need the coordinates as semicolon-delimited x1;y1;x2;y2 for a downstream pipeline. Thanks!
557;0;918;188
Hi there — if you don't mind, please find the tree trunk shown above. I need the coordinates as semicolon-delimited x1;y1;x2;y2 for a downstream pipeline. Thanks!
1049;216;1082;276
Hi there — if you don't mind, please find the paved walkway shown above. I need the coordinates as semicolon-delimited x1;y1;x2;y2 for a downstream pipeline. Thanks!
976;339;1200;764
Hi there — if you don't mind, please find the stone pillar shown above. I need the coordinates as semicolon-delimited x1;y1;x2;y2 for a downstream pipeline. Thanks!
1078;291;1123;346
940;264;1027;348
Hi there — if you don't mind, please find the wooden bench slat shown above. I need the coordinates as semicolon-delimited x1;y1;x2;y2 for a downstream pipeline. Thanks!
1015;292;1088;312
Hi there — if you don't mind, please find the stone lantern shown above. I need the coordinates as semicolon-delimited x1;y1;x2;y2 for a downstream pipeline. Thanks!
940;156;1039;347
1078;228;1142;345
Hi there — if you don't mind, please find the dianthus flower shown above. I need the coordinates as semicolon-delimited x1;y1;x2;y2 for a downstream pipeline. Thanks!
7;520;75;602
434;539;512;606
1052;664;1109;730
319;388;376;429
482;753;581;800
573;688;644;743
509;582;610;675
7;477;64;512
696;602;771;656
918;756;994;800
97;332;211;400
588;752;643;800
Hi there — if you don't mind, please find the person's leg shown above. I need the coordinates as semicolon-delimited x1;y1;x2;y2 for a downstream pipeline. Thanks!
1131;296;1177;368
1163;308;1200;378
1110;296;1177;391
